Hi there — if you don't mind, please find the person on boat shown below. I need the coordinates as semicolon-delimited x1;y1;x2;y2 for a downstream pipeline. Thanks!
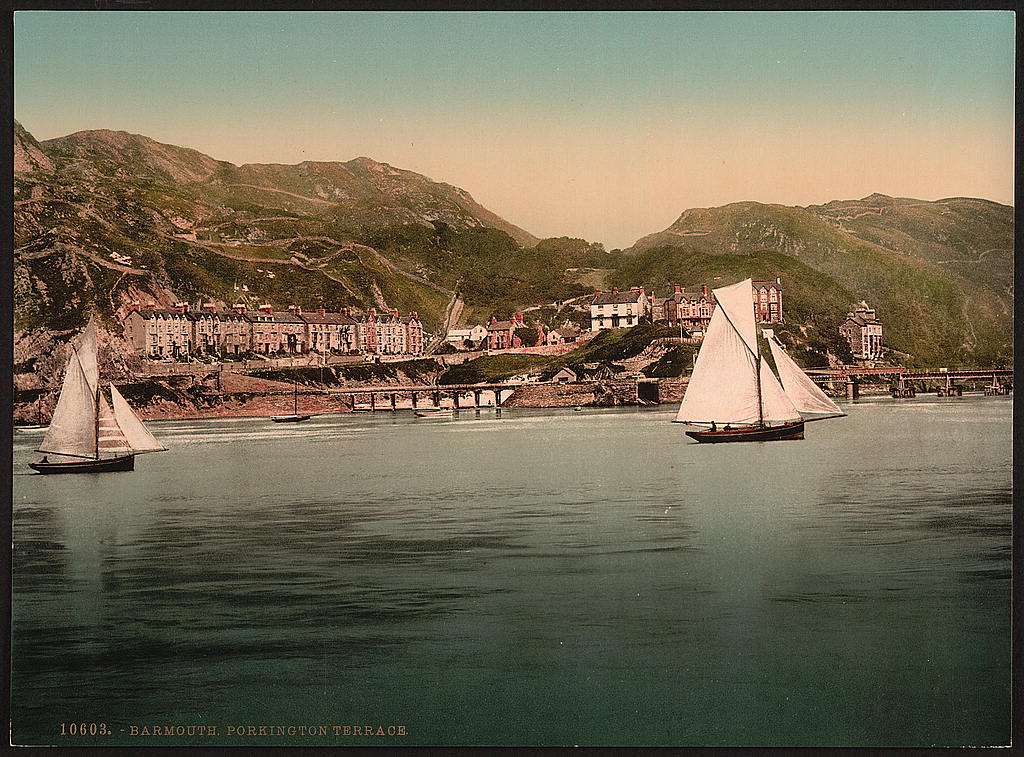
723;424;731;431
40;456;48;463
710;421;717;431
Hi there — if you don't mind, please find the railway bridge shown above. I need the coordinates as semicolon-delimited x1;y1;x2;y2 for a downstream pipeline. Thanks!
804;367;1013;400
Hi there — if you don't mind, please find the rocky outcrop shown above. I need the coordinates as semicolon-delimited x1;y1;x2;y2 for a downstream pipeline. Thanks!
14;121;53;173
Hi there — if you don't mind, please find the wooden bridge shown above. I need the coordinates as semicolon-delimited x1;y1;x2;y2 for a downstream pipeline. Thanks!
804;367;1012;399
323;381;534;411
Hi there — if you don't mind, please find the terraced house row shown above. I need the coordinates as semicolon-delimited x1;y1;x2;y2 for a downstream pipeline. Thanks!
122;302;424;359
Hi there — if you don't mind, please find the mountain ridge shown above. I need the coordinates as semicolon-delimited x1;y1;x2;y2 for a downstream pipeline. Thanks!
31;126;539;247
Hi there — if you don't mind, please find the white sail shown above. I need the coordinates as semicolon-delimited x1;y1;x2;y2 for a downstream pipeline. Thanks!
712;278;760;356
759;359;802;424
110;385;167;453
37;352;97;459
74;320;99;394
676;280;763;425
97;393;133;453
767;336;845;419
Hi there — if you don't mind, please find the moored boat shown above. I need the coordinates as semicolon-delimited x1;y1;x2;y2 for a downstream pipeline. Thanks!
271;381;311;422
30;320;167;473
414;406;455;417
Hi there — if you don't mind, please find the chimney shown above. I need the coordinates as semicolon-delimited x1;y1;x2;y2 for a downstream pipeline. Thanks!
674;285;681;294
203;302;217;313
232;303;246;313
630;287;639;293
287;305;297;313
368;308;376;316
411;311;418;319
702;284;709;297
130;301;141;312
259;304;273;313
776;276;781;285
317;308;326;316
516;312;524;323
595;289;602;296
612;287;618;294
390;308;399;317
342;307;352;316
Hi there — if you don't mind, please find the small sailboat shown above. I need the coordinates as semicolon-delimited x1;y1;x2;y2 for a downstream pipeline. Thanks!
271;381;311;423
30;321;167;473
16;396;47;432
674;278;844;443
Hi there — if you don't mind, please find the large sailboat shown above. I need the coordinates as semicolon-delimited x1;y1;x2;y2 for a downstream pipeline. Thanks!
674;279;844;443
29;321;167;473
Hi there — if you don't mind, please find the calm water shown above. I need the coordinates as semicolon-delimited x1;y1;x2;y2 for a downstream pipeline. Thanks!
11;395;1011;747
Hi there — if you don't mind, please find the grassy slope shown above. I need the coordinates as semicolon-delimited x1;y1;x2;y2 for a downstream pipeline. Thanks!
619;202;1011;367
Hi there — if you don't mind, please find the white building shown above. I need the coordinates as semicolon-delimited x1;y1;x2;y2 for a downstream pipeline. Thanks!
446;325;488;344
589;287;649;332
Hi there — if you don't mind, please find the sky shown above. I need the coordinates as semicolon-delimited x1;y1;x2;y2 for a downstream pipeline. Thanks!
14;11;1016;249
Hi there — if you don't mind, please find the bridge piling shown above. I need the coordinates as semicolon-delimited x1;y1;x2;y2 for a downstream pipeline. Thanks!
846;380;859;401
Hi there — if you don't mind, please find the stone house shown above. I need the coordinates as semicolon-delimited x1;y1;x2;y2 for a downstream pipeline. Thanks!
402;312;424;356
122;303;192;359
245;305;306;353
300;308;360;353
486;313;525;350
355;310;379;355
547;324;582;346
752;279;784;323
376;309;407;355
839;302;884;360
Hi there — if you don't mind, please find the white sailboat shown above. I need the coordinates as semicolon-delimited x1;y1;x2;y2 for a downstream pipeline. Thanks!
30;321;167;473
674;278;843;442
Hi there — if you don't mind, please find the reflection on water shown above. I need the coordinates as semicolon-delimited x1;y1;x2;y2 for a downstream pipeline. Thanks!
12;396;1011;746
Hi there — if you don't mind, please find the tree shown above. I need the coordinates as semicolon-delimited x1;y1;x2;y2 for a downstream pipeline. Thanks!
514;326;540;347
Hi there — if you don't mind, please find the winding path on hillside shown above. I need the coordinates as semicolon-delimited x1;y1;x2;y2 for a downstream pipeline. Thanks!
224;184;338;205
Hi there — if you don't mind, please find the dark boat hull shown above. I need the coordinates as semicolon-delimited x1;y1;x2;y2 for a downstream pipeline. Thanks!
685;420;805;443
29;454;136;474
271;414;311;423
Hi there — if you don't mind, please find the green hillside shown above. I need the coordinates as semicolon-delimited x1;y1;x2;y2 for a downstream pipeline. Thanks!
623;198;1013;367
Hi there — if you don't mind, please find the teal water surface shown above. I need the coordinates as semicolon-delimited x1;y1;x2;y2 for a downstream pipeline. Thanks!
11;395;1011;746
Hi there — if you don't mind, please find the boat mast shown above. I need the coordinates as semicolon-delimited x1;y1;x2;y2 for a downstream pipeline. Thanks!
755;352;764;428
94;384;100;460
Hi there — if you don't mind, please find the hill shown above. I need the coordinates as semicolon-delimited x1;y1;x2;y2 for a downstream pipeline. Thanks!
623;196;1013;366
14;123;564;343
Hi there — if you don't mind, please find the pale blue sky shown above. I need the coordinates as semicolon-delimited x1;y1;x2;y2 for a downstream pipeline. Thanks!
14;11;1015;248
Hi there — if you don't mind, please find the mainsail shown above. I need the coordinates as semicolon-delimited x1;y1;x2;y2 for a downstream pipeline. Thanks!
37;323;166;459
38;351;97;459
675;278;800;426
767;335;845;420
